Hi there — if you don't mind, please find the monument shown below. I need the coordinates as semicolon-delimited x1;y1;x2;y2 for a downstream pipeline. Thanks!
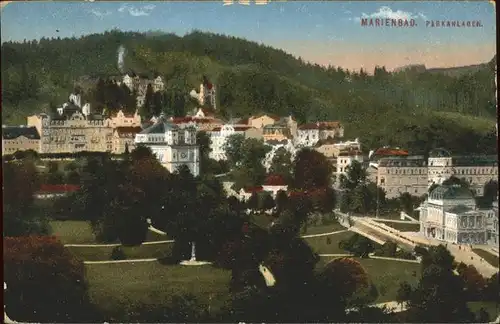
180;242;211;266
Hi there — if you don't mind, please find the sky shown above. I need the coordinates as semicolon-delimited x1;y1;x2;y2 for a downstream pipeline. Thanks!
1;1;497;72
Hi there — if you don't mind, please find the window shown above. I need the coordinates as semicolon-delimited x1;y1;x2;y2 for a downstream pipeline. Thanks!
380;178;385;185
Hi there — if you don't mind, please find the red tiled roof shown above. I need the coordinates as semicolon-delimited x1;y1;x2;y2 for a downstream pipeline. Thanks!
264;175;287;186
243;186;264;193
37;184;81;193
374;148;409;156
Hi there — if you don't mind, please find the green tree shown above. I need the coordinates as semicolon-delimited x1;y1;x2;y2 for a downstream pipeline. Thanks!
247;192;259;211
143;83;154;117
261;192;275;211
396;281;413;309
275;190;288;213
399;192;414;215
269;147;293;184
319;257;370;302
292;148;332;190
224;134;246;168
338;233;375;258
406;245;475;323
340;160;367;191
4;236;97;322
3;161;50;236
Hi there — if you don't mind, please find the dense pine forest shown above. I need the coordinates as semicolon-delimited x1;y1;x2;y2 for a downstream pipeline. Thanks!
1;30;497;154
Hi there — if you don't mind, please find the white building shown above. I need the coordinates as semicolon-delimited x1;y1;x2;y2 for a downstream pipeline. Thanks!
208;124;262;161
427;149;498;195
296;121;344;147
487;197;499;247
336;149;364;178
418;185;488;244
134;115;200;176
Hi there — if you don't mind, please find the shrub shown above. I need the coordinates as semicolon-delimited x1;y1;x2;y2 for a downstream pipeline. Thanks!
3;236;98;322
110;246;126;260
318;257;372;306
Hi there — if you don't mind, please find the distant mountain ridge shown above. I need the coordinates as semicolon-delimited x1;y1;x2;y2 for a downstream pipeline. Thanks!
393;55;496;77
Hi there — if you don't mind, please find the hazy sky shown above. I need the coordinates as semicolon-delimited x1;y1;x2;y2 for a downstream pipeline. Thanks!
1;1;496;72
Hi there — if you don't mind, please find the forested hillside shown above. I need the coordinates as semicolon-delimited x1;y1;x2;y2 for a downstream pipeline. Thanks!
1;30;497;154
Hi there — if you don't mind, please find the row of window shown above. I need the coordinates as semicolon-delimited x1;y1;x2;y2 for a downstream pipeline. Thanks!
4;140;38;145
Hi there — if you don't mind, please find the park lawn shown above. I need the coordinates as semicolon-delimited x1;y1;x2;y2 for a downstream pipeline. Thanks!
302;222;346;235
472;249;499;268
85;262;232;320
50;220;96;244
374;221;420;232
316;256;421;303
304;231;354;255
468;301;499;320
50;220;171;244
67;242;174;261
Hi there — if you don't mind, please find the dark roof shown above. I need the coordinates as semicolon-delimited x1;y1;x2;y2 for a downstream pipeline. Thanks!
429;148;452;158
378;156;427;167
139;117;179;134
2;126;40;140
429;185;474;201
452;155;498;167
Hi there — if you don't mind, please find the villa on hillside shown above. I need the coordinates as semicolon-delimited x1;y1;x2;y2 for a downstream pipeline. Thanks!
296;121;344;147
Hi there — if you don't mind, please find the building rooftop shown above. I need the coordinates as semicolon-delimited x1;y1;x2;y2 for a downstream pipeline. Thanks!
451;155;498;167
429;148;452;158
264;175;287;186
429;185;475;201
378;156;427;167
2;126;40;140
373;148;409;157
139;118;179;134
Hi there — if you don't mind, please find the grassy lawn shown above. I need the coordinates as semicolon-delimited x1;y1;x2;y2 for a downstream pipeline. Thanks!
85;262;231;320
468;301;499;320
50;220;170;244
374;221;420;232
472;249;499;268
305;231;354;255
302;222;346;235
317;256;421;303
68;242;174;261
50;220;96;244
